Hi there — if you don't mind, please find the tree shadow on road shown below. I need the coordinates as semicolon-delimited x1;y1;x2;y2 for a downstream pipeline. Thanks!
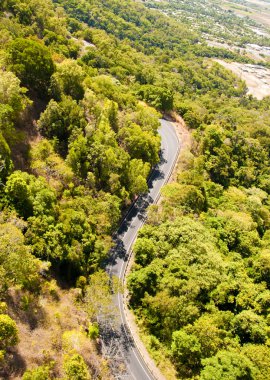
106;150;167;268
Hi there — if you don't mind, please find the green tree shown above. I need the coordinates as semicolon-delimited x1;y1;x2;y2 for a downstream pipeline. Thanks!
88;323;99;340
0;314;18;352
63;353;90;380
5;171;56;218
66;134;89;179
242;344;270;380
136;85;173;111
119;123;160;166
22;364;52;380
200;350;255;380
7;38;55;95
38;96;86;154
171;330;202;373
233;310;269;344
0;70;28;118
0;222;41;293
253;250;270;288
50;59;85;100
134;237;156;266
0;132;13;181
128;159;150;197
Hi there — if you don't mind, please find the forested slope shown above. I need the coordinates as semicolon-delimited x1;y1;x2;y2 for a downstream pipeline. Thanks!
1;0;270;378
0;0;162;377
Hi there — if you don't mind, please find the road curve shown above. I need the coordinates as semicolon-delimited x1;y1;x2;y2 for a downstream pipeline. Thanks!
105;119;180;380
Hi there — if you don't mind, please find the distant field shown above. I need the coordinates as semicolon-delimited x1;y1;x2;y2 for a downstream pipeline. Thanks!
246;0;270;9
222;0;270;28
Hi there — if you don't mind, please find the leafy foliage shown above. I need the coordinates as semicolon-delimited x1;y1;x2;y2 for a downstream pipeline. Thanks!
7;38;55;94
63;353;90;380
0;314;18;353
22;364;52;380
1;0;270;377
0;222;41;294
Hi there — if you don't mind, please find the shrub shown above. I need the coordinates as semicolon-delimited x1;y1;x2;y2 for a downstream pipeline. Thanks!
63;353;90;380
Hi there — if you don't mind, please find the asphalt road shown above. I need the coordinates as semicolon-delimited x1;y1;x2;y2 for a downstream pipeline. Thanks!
104;119;180;380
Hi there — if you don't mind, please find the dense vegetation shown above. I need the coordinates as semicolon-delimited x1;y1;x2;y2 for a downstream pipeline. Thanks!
127;25;270;380
1;0;270;378
0;0;162;377
129;97;270;377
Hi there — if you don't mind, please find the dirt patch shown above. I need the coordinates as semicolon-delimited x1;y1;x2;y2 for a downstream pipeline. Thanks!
11;95;45;171
215;59;270;99
206;39;270;62
165;112;192;182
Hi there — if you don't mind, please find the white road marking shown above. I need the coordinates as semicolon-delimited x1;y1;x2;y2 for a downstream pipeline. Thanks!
107;120;180;380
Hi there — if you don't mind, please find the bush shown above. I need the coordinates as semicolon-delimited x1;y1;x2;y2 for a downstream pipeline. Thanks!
22;364;53;380
63;353;90;380
0;314;19;351
88;323;99;340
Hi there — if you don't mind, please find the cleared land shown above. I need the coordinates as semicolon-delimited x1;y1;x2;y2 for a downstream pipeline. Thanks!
207;39;270;62
222;0;270;28
215;59;270;99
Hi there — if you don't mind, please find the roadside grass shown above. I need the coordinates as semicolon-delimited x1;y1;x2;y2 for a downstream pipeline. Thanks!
137;322;177;380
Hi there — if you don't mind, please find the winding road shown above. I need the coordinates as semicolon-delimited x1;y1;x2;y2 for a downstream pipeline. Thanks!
103;119;180;380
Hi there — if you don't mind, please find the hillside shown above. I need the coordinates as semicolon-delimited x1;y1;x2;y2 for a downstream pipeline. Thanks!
0;0;270;379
